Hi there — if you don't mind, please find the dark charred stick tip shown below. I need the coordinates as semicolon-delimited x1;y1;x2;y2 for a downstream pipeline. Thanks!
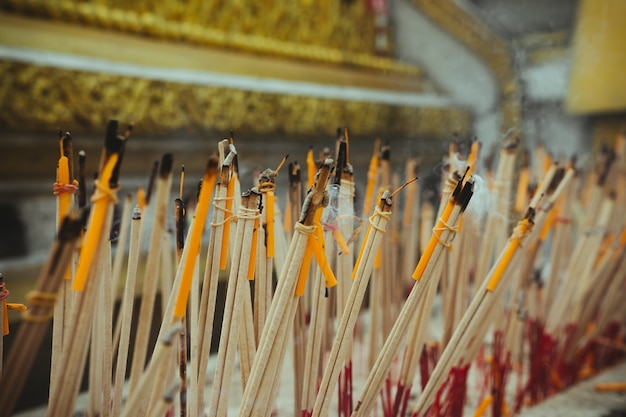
546;167;566;195
105;119;120;152
159;153;175;178
524;206;537;224
459;180;474;212
109;135;126;188
145;160;159;205
380;145;391;161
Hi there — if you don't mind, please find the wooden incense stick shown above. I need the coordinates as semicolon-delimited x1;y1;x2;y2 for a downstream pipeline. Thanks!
47;121;124;417
353;177;472;417
311;188;395;417
208;190;260;417
0;213;84;417
129;153;174;392
237;159;334;417
411;205;536;416
122;155;217;417
196;147;233;415
111;206;142;417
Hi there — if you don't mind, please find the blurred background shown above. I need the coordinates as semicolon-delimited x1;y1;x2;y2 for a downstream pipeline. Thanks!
0;0;625;411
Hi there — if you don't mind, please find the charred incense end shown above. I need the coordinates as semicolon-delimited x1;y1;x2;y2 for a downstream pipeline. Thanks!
458;180;474;212
145;160;159;206
58;211;87;241
105;119;121;154
123;122;134;140
159;153;174;179
289;161;301;186
546;167;566;195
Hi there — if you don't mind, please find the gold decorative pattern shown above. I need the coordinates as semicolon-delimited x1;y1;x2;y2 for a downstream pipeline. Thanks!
0;61;470;139
411;0;522;140
0;0;421;76
516;31;570;65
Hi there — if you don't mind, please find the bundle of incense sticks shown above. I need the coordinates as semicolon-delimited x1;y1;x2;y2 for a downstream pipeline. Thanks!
1;120;625;417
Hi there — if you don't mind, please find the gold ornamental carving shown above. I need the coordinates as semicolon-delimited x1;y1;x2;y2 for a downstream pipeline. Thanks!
0;0;421;77
0;61;470;139
411;0;522;140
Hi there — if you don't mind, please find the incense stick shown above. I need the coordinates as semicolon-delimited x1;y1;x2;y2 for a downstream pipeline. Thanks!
312;190;394;417
112;206;142;417
238;159;333;417
353;177;472;417
208;190;260;417
0;213;84;417
129;153;174;392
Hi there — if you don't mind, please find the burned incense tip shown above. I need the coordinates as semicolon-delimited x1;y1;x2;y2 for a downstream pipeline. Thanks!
174;198;185;250
58;212;86;241
110;135;127;187
145;160;159;205
105;119;120;152
503;136;520;153
124;122;134;139
289;162;301;184
597;149;616;186
391;176;418;198
380;144;391;161
547;167;566;195
159;153;174;178
459;180;474;212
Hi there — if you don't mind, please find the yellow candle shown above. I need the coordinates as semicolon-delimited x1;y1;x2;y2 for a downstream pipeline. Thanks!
72;154;119;292
174;165;216;318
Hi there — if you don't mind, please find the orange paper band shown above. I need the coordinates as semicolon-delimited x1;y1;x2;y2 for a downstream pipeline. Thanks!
72;154;119;292
267;191;275;258
310;231;337;288
247;216;260;280
412;198;455;280
295;208;323;295
174;170;216;318
486;219;531;291
332;228;350;255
